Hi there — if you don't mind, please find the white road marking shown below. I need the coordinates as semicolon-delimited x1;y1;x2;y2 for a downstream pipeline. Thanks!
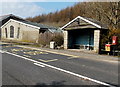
0;50;5;53
34;63;45;67
4;51;115;87
39;59;58;62
67;57;79;59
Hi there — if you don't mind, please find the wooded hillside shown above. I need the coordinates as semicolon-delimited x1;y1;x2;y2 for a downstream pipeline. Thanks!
26;2;120;29
26;2;120;46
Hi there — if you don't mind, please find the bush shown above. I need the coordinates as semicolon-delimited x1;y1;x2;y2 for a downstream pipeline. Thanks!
51;34;64;46
38;32;63;47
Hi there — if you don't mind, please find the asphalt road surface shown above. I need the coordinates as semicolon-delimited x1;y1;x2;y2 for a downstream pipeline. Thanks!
0;43;119;86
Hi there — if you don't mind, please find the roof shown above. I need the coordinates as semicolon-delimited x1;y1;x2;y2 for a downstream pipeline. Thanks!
22;21;62;33
0;14;61;33
0;14;25;25
84;17;108;29
60;16;108;30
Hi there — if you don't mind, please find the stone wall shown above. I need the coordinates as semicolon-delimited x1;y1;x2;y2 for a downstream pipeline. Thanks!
94;30;100;53
64;31;68;49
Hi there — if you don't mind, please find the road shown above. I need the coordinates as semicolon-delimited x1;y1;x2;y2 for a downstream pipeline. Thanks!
0;43;119;86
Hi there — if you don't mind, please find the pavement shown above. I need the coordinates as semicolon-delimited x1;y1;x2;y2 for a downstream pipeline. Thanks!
0;42;119;86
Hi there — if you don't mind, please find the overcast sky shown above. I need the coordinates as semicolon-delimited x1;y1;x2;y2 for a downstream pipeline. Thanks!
0;2;76;18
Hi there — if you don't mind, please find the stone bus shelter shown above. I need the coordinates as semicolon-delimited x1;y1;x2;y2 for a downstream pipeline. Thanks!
60;16;108;53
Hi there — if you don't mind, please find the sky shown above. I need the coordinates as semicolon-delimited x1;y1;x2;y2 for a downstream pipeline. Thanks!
0;2;77;18
1;0;118;18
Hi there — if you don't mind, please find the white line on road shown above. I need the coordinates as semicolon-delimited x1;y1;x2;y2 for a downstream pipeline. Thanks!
0;50;5;53
39;59;58;62
34;63;45;67
4;51;115;87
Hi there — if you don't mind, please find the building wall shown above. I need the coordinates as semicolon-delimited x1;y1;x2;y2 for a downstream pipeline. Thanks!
1;20;39;43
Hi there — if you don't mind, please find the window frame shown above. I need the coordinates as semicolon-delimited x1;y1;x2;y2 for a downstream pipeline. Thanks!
10;25;14;38
5;28;8;38
17;27;20;38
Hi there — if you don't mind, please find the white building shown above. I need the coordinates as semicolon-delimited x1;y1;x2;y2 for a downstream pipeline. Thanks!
0;14;60;43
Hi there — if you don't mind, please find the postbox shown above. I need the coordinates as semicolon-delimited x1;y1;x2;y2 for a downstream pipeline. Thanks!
112;36;118;45
105;44;111;51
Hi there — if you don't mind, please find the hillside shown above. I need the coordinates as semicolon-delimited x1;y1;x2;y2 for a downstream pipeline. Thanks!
26;2;120;30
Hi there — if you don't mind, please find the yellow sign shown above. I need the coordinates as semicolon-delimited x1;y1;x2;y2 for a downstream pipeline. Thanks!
105;46;110;51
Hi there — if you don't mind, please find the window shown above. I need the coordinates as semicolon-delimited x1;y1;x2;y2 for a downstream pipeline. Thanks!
10;26;14;38
17;27;20;38
5;28;8;38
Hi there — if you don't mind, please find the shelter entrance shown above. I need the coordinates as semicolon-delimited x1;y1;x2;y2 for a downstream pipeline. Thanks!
68;29;94;50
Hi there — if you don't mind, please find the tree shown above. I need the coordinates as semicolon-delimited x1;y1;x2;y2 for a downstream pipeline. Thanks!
26;2;120;39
